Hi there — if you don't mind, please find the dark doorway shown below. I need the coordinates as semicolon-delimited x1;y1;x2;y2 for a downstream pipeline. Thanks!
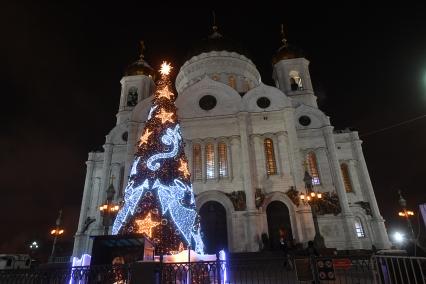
199;201;228;254
266;201;293;250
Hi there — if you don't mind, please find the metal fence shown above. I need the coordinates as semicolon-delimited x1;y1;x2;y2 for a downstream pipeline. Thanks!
0;254;425;284
372;255;426;284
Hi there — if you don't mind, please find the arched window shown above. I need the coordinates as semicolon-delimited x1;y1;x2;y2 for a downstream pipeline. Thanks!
218;142;228;178
192;144;202;180
354;218;366;238
205;143;215;179
307;152;320;185
264;138;277;175
228;75;236;89
289;70;303;91
340;163;353;192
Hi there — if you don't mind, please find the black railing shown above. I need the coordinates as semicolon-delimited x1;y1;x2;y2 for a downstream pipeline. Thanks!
2;254;423;284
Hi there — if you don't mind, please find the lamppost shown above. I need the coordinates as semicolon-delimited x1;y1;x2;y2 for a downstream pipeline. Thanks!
50;210;64;261
300;170;326;249
99;177;119;235
397;190;416;253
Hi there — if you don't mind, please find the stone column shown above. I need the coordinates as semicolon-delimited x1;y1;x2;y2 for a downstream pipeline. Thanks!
185;140;193;182
124;121;139;186
230;137;240;181
226;138;233;180
282;109;303;187
201;142;206;183
237;113;259;251
351;133;390;248
101;141;113;202
276;132;288;176
252;135;265;188
214;140;219;181
73;152;95;257
323;126;361;249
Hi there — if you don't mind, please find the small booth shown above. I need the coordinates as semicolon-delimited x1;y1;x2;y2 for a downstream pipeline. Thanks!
90;234;155;265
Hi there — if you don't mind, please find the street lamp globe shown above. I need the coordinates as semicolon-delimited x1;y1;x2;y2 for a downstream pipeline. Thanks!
393;232;404;243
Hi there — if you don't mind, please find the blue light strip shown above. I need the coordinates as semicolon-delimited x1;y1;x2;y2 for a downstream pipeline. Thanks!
146;125;181;171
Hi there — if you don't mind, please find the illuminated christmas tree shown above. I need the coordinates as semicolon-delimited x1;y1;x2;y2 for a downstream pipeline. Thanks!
112;62;204;255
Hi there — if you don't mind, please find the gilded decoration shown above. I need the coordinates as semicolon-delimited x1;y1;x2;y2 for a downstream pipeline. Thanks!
286;186;300;207
315;192;341;215
355;201;372;216
226;191;246;211
255;188;265;208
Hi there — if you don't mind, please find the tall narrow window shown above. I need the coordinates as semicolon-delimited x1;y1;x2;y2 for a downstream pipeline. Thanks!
228;75;236;89
354;219;366;238
307;152;320;185
264;138;277;175
206;143;215;179
218;142;228;178
340;163;353;192
193;144;202;180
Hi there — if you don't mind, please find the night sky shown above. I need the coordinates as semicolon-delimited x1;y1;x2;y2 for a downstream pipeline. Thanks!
1;2;426;255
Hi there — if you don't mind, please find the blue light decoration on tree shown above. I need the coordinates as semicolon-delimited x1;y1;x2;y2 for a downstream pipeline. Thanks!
112;62;204;255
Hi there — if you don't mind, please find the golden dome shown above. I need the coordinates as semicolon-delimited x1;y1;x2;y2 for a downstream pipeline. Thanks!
124;41;156;78
272;46;301;64
272;25;303;65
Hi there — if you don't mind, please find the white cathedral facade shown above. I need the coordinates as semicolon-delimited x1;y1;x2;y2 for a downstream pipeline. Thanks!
72;29;390;257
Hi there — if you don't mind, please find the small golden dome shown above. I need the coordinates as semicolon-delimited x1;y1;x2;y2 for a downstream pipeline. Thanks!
272;25;303;65
124;41;156;78
272;46;301;64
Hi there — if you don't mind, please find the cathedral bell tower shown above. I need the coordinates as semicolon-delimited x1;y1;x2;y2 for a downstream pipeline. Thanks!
116;41;156;125
272;26;318;108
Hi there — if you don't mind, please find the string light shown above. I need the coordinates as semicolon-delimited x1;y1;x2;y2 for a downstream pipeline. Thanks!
158;85;174;100
153;178;197;244
156;108;174;123
112;179;149;234
146;125;181;171
138;129;152;146
178;159;190;178
130;157;140;176
147;106;158;120
135;213;160;238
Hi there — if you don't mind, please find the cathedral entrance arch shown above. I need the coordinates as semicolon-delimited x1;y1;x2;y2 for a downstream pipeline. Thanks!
199;201;228;254
266;201;293;250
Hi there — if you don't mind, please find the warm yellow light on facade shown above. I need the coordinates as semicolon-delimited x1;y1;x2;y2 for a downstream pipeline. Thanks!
300;194;305;200
51;230;56;235
407;211;414;216
317;193;322;199
310;192;316;197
